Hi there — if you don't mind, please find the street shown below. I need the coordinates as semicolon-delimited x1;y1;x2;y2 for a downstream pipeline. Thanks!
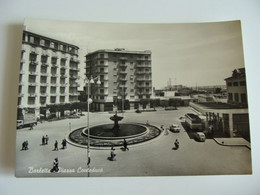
15;107;252;177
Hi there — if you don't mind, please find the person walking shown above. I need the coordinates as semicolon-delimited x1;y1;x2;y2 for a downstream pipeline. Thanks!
110;147;116;161
51;158;59;172
42;136;45;145
123;139;129;151
174;139;179;150
45;135;49;145
54;140;58;151
62;139;67;149
25;140;29;150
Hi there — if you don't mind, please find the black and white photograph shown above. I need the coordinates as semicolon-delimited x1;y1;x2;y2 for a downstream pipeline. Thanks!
15;18;252;177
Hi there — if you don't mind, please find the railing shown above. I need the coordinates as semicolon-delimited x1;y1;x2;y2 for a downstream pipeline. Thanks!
28;82;38;86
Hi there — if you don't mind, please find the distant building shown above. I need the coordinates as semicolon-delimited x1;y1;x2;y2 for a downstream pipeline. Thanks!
85;48;152;111
225;68;247;107
18;31;80;116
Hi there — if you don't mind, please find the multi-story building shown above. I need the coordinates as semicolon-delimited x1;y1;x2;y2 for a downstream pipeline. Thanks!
225;68;247;107
18;31;80;116
85;48;152;112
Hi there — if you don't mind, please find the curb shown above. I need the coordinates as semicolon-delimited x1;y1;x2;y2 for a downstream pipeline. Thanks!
213;137;251;150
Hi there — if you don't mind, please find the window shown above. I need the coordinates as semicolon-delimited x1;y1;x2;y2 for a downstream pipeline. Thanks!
233;82;238;86
130;89;134;92
227;82;232;86
234;93;239;102
241;93;247;104
100;53;104;58
228;93;233;101
240;81;246;86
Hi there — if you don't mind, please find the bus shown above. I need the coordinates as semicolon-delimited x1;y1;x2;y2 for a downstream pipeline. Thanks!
185;113;202;131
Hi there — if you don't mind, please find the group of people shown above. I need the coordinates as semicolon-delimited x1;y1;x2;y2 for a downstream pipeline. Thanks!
109;138;129;161
41;135;49;145
53;139;67;151
21;140;29;150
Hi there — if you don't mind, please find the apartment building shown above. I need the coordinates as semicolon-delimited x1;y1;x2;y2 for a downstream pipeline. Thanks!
225;68;247;107
18;31;80;116
85;48;152;112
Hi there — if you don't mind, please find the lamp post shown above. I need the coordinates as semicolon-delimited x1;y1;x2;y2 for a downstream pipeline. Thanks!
85;76;100;177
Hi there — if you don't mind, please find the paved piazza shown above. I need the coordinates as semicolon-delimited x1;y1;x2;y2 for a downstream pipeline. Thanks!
15;107;252;177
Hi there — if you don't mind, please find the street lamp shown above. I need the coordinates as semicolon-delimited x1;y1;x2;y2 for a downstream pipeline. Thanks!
85;75;100;177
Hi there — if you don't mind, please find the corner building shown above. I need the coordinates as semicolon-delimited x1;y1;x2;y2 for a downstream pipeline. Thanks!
85;48;152;112
18;31;80;116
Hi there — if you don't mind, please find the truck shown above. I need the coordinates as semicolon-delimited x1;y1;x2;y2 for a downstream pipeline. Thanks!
17;110;37;129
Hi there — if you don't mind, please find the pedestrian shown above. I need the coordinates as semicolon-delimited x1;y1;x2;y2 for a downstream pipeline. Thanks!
22;141;25;150
174;139;179;150
161;125;164;131
29;124;34;130
42;136;45;145
62;139;67;149
25;140;29;150
54;140;58;151
51;158;59;172
110;147;116;161
123;139;129;151
45;135;49;145
164;128;169;135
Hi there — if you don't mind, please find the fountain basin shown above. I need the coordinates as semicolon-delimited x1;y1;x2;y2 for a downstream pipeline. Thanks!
82;123;148;140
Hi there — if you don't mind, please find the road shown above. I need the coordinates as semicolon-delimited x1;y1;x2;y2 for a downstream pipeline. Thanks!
15;107;252;177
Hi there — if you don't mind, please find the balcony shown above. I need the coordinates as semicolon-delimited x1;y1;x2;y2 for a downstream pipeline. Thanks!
135;64;151;68
41;62;49;67
119;63;127;67
28;93;37;97
120;57;127;61
50;93;58;96
136;77;152;81
40;93;48;97
70;67;80;71
31;48;39;55
70;56;80;63
96;63;108;67
52;64;59;68
29;71;38;76
40;83;49;87
119;70;127;75
51;74;59;77
60;83;67;87
30;61;39;66
119;77;127;81
70;74;78;79
60;66;68;69
28;82;38;86
136;71;146;74
69;92;80;96
50;83;59;87
137;57;151;61
40;72;49;77
20;70;25;74
60;74;68;78
18;93;24;97
60;93;67;96
70;83;80;87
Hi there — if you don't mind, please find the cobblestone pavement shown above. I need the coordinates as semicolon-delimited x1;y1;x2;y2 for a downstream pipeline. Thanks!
15;107;252;177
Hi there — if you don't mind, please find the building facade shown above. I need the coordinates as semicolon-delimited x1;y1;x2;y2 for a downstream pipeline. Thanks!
225;68;247;106
85;48;152;111
18;31;80;116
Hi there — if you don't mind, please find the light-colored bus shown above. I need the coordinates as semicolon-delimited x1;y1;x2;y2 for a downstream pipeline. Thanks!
185;113;202;131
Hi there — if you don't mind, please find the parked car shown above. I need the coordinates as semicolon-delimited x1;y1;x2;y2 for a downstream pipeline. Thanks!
169;124;181;133
179;116;185;123
194;132;206;142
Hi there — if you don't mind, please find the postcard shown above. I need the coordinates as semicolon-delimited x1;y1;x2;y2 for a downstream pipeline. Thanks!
15;19;251;177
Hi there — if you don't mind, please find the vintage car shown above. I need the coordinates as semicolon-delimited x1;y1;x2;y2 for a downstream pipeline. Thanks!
194;132;206;142
169;124;181;133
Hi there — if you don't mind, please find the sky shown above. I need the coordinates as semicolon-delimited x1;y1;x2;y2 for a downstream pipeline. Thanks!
24;19;245;89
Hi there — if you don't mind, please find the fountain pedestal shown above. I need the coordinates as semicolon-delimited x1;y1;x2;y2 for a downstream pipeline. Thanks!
110;111;124;130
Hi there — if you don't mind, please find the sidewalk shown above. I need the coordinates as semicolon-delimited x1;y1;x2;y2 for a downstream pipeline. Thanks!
213;137;251;150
